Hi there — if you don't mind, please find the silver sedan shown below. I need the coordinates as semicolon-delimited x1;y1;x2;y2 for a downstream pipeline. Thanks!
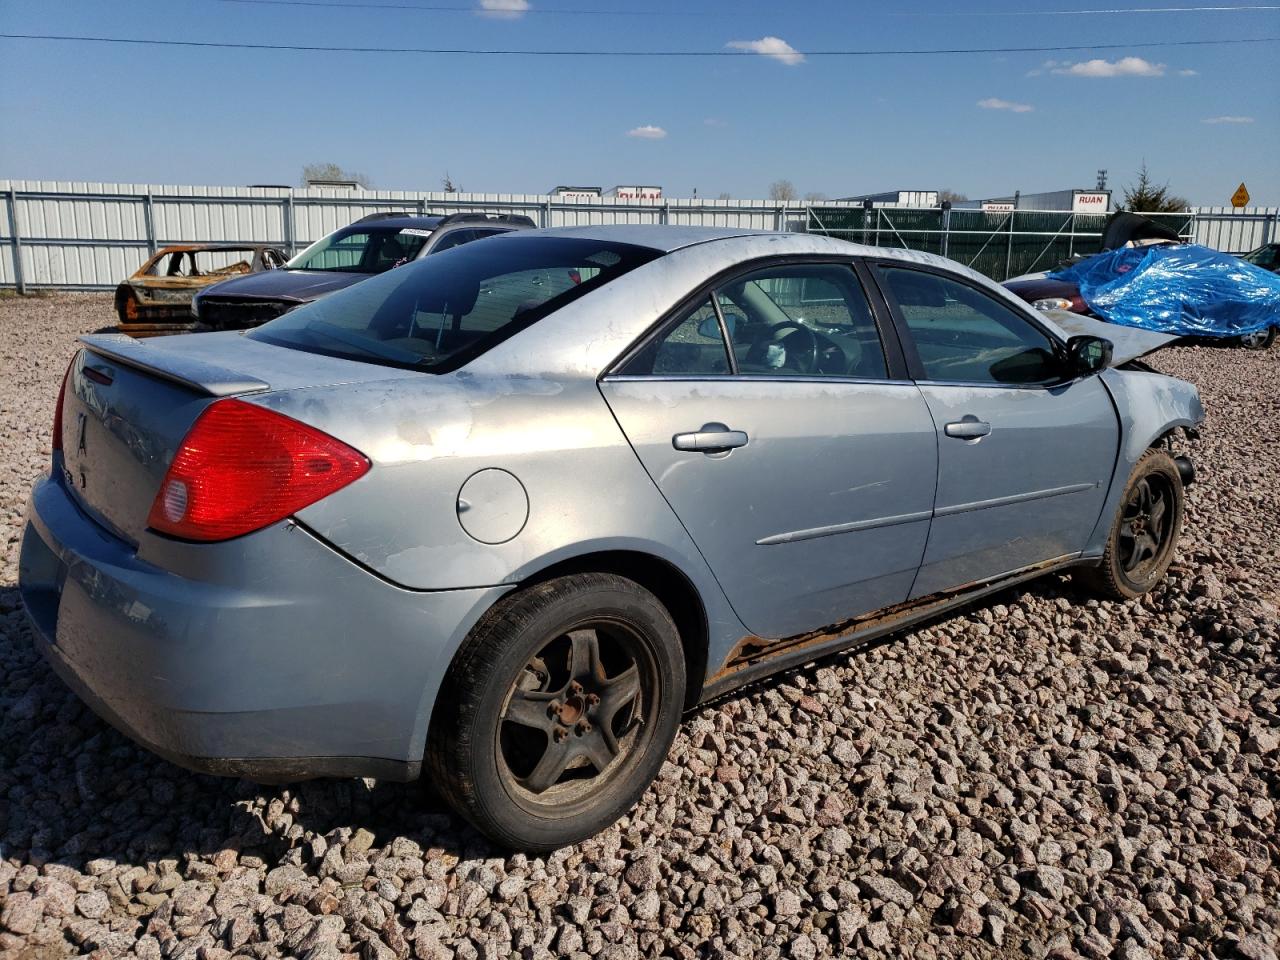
20;226;1204;849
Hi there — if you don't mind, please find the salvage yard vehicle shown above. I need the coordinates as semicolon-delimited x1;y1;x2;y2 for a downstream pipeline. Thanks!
1005;212;1279;350
114;243;288;334
1239;241;1280;274
192;211;535;331
20;226;1204;850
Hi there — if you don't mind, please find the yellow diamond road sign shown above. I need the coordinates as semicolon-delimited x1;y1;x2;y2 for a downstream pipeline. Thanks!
1231;183;1250;208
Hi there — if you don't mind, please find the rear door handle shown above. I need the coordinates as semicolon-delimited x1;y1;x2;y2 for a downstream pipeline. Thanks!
672;423;749;453
944;417;992;440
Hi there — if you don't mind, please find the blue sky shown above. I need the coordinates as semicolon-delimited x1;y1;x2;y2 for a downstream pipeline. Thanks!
1;0;1277;205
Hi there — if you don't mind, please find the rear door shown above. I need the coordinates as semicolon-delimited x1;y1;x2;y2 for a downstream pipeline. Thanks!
870;263;1119;597
600;259;938;640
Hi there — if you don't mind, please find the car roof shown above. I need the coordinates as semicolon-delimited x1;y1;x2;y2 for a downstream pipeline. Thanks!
345;214;446;230
154;242;279;253
509;224;774;252
504;224;968;272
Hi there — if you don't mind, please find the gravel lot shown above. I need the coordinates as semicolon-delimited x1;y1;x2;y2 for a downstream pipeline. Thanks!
1;293;1277;960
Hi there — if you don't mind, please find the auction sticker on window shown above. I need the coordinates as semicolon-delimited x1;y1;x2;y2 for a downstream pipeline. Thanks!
399;228;434;238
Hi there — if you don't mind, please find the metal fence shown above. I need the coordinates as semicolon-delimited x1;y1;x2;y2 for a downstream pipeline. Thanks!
805;207;1202;282
3;179;1277;291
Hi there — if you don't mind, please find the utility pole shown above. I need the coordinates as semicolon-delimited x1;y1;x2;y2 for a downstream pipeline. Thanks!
1096;169;1108;191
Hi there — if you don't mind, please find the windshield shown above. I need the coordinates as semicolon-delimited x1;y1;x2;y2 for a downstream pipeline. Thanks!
1242;245;1279;269
251;236;661;372
286;226;433;273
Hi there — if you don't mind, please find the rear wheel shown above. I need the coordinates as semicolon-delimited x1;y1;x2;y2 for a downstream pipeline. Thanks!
1075;449;1184;600
427;573;685;851
1238;327;1275;350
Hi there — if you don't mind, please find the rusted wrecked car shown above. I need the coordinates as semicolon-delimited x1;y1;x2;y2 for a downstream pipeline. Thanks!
115;244;288;335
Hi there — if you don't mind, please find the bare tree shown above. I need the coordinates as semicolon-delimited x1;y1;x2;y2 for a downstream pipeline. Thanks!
803;191;828;203
301;163;371;188
768;179;799;202
938;189;968;205
1122;162;1188;213
442;171;463;193
716;192;732;201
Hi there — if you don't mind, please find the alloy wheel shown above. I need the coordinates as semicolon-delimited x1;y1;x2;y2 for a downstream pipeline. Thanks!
1118;474;1175;577
497;620;651;808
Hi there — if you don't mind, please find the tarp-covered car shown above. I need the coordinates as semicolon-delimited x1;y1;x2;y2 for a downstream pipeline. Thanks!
1005;212;1279;350
1045;244;1280;349
115;244;288;335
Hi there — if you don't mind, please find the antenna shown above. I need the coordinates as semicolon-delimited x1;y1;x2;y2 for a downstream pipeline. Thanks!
1096;169;1108;191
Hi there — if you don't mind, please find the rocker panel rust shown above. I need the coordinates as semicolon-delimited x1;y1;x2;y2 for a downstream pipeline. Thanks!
701;554;1082;700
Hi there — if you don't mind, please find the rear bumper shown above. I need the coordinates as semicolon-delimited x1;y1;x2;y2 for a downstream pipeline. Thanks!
19;474;508;781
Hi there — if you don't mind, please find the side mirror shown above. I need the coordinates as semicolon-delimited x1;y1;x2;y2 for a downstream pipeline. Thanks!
1067;335;1112;377
696;313;737;341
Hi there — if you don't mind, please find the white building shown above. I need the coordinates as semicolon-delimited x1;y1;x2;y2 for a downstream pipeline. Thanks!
605;185;663;200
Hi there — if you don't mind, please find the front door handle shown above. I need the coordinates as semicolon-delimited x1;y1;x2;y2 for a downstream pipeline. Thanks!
944;416;992;440
673;423;749;453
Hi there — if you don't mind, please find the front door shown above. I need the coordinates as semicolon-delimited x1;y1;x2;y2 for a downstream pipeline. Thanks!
872;263;1120;597
601;261;938;640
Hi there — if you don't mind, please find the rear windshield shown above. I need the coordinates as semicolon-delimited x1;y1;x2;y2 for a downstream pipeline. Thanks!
250;236;660;372
286;226;433;273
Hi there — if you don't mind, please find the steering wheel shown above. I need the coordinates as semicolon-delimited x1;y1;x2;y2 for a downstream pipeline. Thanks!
765;320;819;374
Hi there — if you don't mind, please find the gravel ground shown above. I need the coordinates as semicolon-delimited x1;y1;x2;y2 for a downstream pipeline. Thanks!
1;292;1277;960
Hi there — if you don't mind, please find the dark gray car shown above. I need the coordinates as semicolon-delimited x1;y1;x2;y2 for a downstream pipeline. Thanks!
192;211;534;330
20;227;1203;850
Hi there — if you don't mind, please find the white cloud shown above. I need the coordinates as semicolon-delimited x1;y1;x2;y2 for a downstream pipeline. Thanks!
703;117;729;127
626;125;668;139
476;0;529;18
977;97;1034;113
725;36;805;66
1178;68;1199;76
1202;115;1254;124
1052;57;1166;78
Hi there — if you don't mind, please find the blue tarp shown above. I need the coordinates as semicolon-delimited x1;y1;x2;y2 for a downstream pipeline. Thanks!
1048;244;1280;338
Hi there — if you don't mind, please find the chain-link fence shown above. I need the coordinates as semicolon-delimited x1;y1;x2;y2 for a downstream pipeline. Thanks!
806;207;1196;281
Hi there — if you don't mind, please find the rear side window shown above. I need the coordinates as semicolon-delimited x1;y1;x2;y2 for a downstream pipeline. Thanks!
250;237;660;372
429;229;476;254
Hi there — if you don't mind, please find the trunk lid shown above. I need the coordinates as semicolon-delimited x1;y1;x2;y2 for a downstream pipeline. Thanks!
60;332;414;543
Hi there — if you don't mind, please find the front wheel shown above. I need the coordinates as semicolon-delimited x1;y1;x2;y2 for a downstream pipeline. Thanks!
1238;327;1276;350
1074;449;1184;600
427;573;685;851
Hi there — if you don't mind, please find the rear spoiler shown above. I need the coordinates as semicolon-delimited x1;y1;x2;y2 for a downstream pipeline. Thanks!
79;333;270;397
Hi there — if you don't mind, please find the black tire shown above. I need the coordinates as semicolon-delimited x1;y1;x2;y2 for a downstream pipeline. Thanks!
1074;449;1184;601
427;573;685;851
1238;327;1276;350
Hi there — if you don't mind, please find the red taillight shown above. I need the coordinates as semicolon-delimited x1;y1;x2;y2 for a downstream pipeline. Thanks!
146;399;370;542
51;357;74;454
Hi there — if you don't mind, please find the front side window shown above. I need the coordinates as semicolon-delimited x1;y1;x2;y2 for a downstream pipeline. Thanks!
625;262;888;379
287;227;432;273
880;267;1063;385
251;236;660;372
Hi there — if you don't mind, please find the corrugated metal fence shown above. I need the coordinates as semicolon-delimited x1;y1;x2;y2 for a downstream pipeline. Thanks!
3;179;1277;291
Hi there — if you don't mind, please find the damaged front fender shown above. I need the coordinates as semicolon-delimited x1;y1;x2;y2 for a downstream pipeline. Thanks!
1084;365;1205;555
